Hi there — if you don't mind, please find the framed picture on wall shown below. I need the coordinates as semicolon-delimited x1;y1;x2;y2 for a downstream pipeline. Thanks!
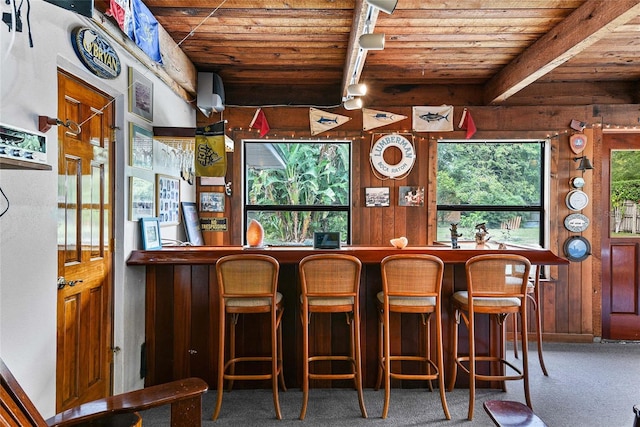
128;67;153;122
129;122;153;169
180;202;204;245
365;187;390;207
129;176;154;221
156;174;180;225
399;186;424;207
200;191;225;212
139;217;162;250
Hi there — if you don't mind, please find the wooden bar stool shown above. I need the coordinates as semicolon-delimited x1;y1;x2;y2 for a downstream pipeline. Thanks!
512;265;549;376
375;254;450;420
213;254;286;420
447;254;532;420
298;254;367;420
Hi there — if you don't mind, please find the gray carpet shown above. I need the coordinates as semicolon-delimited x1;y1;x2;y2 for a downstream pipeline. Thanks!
140;341;640;426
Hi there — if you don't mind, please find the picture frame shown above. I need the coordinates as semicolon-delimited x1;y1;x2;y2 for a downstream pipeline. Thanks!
200;191;225;212
139;217;162;250
129;122;153;169
181;202;204;245
156;174;180;225
128;67;153;122
0;123;48;164
365;187;390;207
399;186;424;207
129;176;155;221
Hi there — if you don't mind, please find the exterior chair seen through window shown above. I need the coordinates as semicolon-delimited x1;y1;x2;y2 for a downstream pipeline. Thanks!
375;254;451;420
213;254;286;420
298;254;367;420
447;254;532;420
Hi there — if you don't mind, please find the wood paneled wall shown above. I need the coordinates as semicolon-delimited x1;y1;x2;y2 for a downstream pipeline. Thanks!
195;93;640;342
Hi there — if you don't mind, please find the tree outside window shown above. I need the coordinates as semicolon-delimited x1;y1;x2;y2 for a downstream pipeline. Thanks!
436;140;547;247
244;140;351;246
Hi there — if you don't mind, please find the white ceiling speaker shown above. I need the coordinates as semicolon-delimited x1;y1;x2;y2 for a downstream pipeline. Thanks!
197;72;225;117
359;33;385;50
343;97;363;110
366;0;397;14
347;83;367;97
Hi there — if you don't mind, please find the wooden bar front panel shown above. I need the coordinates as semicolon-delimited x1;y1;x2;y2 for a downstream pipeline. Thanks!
131;246;567;388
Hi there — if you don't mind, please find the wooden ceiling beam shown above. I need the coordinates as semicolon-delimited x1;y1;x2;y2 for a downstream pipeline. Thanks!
484;0;640;105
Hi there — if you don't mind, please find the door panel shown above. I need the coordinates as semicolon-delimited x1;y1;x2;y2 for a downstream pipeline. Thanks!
57;71;114;411
602;133;640;340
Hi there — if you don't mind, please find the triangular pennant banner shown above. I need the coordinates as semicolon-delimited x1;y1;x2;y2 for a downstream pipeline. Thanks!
309;107;351;136
412;105;454;132
458;108;477;139
249;108;270;137
195;121;226;177
362;108;407;131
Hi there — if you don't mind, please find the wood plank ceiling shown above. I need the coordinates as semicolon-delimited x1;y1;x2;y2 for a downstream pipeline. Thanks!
98;0;640;107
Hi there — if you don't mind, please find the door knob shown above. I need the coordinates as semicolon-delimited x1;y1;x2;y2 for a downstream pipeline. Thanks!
57;276;84;290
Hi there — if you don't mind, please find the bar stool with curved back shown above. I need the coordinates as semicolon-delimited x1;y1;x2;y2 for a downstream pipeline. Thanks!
375;254;451;420
447;254;532;420
213;254;286;420
512;264;549;376
298;254;367;420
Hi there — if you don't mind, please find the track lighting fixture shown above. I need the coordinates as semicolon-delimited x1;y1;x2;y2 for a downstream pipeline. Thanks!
365;0;397;14
347;83;367;97
359;33;385;50
343;97;363;110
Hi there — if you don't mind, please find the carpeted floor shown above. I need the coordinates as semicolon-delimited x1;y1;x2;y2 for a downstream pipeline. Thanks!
140;341;640;426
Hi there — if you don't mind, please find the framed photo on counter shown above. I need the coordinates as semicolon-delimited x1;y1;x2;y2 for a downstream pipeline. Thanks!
139;217;162;250
181;202;204;245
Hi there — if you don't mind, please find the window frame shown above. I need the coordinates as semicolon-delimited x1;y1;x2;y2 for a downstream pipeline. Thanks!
242;139;352;246
435;138;550;248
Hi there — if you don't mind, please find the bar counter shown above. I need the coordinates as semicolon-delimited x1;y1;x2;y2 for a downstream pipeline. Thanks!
127;244;568;389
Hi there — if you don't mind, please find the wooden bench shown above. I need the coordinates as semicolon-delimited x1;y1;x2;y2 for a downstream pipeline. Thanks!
483;400;547;427
1;358;208;427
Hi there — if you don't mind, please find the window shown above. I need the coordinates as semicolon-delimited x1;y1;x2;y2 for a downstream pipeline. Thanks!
436;139;548;247
243;140;351;246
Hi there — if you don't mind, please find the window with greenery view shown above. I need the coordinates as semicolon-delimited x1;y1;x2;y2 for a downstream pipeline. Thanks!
436;140;547;247
610;149;640;237
244;140;351;246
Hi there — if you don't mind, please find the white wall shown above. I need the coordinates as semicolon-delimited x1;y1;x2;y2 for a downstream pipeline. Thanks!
0;1;195;418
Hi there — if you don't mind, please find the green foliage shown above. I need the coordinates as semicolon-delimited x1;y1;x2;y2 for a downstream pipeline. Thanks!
246;142;349;244
437;142;542;228
611;180;640;208
611;150;640;208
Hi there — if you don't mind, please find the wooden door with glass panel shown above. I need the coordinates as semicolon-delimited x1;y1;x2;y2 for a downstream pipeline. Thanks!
56;70;114;411
602;133;640;340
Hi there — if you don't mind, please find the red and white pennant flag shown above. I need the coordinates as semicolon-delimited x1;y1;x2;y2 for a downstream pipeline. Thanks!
249;108;270;137
458;108;477;139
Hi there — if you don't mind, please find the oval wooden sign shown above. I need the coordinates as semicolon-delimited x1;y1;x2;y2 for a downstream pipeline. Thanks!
71;27;121;79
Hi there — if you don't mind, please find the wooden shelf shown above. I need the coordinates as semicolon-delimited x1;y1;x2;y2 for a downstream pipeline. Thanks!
0;157;52;170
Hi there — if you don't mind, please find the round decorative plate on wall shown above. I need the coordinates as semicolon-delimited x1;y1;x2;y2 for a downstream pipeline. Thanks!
569;176;585;189
565;190;589;211
563;236;591;262
564;213;590;232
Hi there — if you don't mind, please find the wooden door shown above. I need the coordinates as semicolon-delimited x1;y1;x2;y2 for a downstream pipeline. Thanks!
602;132;640;340
56;70;114;411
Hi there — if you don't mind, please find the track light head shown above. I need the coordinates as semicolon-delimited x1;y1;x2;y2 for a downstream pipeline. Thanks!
366;0;397;14
359;33;385;50
343;97;363;110
347;83;367;97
